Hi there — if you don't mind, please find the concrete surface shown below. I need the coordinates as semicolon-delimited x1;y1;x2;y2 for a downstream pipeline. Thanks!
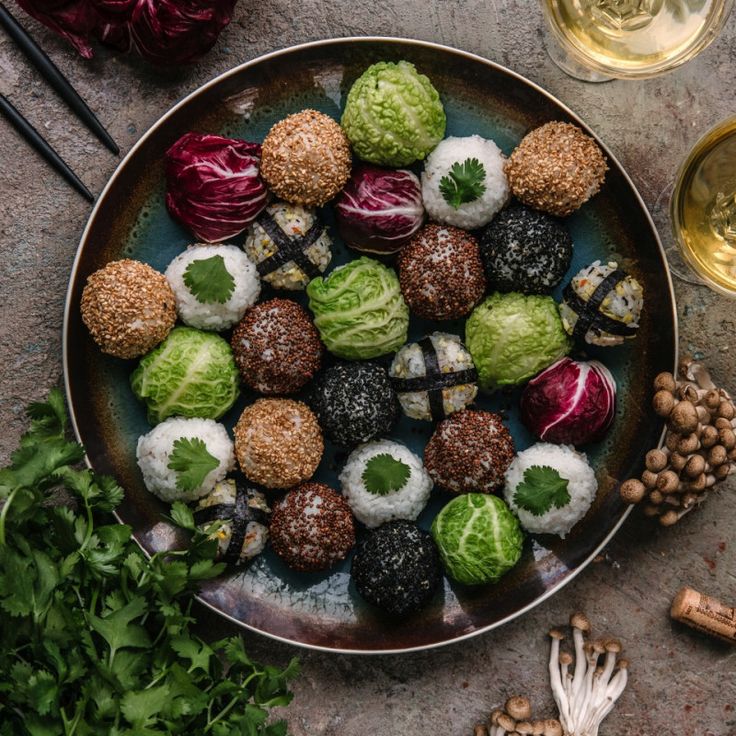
1;2;736;735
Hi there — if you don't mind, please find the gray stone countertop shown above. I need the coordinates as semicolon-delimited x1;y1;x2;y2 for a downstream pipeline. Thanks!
1;2;735;734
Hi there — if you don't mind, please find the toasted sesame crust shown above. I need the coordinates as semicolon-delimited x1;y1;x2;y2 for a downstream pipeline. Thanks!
80;259;176;359
261;109;351;207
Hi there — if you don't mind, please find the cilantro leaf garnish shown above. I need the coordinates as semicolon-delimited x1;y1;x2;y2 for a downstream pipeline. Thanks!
439;157;487;209
183;255;235;304
361;453;411;496
513;465;571;516
167;437;219;492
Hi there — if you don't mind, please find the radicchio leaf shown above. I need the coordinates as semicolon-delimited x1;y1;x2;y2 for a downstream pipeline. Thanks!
165;132;268;244
15;0;97;58
128;0;237;66
335;165;425;255
520;357;616;446
14;0;236;65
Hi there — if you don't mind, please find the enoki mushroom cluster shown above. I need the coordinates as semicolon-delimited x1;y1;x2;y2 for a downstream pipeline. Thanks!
473;614;628;736
620;360;736;525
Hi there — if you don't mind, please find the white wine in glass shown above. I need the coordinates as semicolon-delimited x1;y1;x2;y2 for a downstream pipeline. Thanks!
671;117;736;296
541;0;734;80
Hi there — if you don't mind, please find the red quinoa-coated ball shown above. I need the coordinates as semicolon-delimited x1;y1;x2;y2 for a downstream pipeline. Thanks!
270;482;355;572
397;224;486;321
424;409;515;494
231;298;323;395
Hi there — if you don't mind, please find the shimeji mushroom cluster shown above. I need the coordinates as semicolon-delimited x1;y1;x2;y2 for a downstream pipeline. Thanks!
474;614;628;736
619;360;736;525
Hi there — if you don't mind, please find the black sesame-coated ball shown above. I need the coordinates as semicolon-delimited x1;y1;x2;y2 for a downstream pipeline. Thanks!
308;362;398;448
480;205;573;294
351;520;442;617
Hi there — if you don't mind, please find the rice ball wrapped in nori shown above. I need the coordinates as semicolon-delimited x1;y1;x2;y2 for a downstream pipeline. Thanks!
165;244;261;331
243;202;332;290
504;443;597;538
308;362;398;448
194;479;271;566
270;482;355;572
136;417;235;503
351;520;442;617
389;332;478;422
560;260;644;346
338;439;433;528
479;206;573;294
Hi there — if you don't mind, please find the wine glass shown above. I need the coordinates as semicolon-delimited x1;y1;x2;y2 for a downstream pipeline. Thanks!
670;116;736;296
540;0;734;82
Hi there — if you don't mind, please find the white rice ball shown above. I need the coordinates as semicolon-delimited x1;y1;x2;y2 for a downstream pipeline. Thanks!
165;244;260;331
339;439;433;528
136;417;235;503
421;135;510;229
504;443;597;538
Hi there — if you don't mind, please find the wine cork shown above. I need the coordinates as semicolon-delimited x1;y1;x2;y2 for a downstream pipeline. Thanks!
670;587;736;644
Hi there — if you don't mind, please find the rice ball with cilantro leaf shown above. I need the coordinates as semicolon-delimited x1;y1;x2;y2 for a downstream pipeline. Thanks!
421;135;509;230
165;244;260;331
339;439;433;528
136;417;235;503
504;443;597;538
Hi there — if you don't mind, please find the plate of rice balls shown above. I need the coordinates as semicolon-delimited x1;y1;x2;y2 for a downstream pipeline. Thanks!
64;38;677;653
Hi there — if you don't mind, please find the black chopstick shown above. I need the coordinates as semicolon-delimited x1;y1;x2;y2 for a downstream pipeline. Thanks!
0;94;94;202
0;2;119;155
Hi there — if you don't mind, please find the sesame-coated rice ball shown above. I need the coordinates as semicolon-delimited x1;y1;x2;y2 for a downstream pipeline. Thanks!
352;520;441;617
480;206;573;294
81;259;176;359
308;362;398;448
270;482;355;572
233;399;323;489
505;122;608;217
424;409;515;494
231;299;323;395
397;224;486;321
260;109;352;207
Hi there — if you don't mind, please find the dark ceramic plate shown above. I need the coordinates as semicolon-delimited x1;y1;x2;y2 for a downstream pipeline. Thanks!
64;38;677;654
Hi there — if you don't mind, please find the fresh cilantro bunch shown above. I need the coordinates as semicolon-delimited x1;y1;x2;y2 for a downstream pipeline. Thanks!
0;389;297;735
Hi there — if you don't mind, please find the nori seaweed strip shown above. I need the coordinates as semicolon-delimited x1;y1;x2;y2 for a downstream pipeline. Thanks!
564;269;637;340
255;210;323;280
418;338;445;421
391;369;477;393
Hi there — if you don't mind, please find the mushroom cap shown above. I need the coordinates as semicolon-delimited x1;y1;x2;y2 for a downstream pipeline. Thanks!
543;720;563;736
653;390;676;417
717;400;735;420
676;433;700;454
645;449;668;472
497;713;517;731
558;651;573;666
548;628;565;640
659;509;679;526
620;478;646;504
490;709;504;726
653;371;676;393
570;612;591;631
641;469;659;488
708;444;728;466
656;470;679;493
683;454;706;478
617;658;630;669
505;696;532;721
670;401;699;433
515;723;534;735
605;639;622;653
474;725;489;736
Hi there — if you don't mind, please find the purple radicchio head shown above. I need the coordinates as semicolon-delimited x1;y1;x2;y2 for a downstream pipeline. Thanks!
520;357;616;446
335;164;425;255
165;132;268;243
